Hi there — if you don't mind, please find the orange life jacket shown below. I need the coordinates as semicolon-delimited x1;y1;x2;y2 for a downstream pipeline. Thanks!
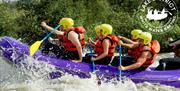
62;26;86;51
130;40;160;68
95;35;119;57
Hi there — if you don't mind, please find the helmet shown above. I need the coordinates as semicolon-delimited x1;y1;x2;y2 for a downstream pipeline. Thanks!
131;29;142;40
100;24;113;36
95;25;101;35
59;18;74;29
139;32;152;45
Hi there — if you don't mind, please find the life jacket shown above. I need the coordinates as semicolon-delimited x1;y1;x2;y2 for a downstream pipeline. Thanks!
95;35;119;57
128;46;139;57
131;40;160;68
127;39;140;56
62;26;86;51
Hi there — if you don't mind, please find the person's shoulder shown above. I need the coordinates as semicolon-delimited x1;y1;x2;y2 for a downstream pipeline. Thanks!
143;45;151;51
68;30;78;36
103;38;111;42
141;47;151;57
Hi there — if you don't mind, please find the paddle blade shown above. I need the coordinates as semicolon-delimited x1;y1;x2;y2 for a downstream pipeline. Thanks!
29;40;43;56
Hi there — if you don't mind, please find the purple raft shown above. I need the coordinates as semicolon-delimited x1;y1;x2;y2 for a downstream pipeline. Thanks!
0;36;180;88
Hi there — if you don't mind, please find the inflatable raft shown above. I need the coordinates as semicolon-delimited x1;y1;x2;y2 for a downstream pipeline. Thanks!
0;36;180;88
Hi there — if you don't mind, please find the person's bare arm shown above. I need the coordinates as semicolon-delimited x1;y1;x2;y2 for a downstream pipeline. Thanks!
119;42;135;49
119;51;149;70
118;36;135;44
48;37;59;44
93;39;110;61
68;31;83;62
41;22;64;35
88;38;96;45
118;40;137;49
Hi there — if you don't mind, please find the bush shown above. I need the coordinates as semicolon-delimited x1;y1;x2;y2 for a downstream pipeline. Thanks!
0;0;180;52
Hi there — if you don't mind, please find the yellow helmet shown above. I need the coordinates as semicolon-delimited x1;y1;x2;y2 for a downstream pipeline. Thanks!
95;25;101;35
139;32;152;45
100;24;113;36
59;18;74;29
131;29;142;40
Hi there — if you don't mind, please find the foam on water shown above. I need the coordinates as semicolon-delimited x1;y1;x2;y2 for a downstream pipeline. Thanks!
1;77;137;91
0;53;180;91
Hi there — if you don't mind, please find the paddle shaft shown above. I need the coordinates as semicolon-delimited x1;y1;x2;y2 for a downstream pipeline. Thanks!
42;25;61;41
89;45;96;71
119;45;122;80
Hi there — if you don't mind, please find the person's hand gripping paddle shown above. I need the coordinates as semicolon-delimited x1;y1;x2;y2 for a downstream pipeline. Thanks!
29;25;60;56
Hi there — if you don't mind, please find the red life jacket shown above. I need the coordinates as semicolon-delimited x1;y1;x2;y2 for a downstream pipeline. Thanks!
128;46;139;57
130;40;160;68
62;26;86;51
128;39;140;56
95;35;119;57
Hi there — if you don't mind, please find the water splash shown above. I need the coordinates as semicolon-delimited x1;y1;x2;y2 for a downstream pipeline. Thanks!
137;82;180;91
1;74;138;91
0;54;138;91
0;52;180;91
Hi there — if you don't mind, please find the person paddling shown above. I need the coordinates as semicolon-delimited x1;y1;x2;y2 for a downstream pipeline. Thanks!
41;23;65;58
118;29;142;50
88;25;101;46
118;32;160;70
86;24;119;65
108;29;143;67
84;25;101;58
41;18;85;62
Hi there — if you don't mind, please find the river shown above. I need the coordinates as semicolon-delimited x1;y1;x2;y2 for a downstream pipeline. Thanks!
0;52;180;91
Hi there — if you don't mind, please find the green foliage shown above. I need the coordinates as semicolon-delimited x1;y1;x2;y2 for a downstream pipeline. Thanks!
0;0;180;52
0;3;26;38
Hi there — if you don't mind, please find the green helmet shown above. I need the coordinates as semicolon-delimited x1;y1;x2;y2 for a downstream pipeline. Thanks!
59;18;74;29
139;32;152;45
100;24;113;36
131;29;142;40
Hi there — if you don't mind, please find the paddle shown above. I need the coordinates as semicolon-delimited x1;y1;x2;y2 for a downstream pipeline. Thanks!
89;44;96;72
118;45;122;81
29;25;61;56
